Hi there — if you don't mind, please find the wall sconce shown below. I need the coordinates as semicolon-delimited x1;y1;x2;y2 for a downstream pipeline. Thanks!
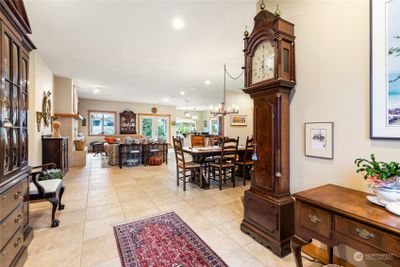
36;90;57;132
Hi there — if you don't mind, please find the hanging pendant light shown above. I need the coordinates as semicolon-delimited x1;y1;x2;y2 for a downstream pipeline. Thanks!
184;100;191;119
192;107;198;120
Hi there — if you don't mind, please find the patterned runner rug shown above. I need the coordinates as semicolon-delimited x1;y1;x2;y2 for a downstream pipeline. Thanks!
113;212;228;267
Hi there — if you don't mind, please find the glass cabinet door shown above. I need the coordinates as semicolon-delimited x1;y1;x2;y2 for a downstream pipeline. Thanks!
21;129;27;163
1;27;23;176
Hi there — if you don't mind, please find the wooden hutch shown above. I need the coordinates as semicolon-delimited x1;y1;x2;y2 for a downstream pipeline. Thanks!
241;4;296;257
0;0;35;266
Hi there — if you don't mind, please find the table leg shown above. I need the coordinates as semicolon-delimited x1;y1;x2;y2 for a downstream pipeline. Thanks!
394;257;400;267
165;144;168;164
290;235;311;267
327;246;334;264
191;155;209;189
119;146;122;169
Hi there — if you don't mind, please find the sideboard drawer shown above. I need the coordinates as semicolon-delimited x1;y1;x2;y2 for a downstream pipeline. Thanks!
0;181;25;222
335;215;400;256
0;229;24;267
299;201;331;239
0;204;24;250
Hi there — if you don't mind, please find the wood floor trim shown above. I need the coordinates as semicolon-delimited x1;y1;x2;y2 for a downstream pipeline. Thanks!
302;243;355;267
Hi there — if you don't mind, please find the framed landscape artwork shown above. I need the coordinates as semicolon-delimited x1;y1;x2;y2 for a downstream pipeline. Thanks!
371;0;400;139
305;122;334;159
231;115;247;126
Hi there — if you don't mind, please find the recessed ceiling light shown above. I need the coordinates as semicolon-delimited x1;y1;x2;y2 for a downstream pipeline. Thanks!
204;80;211;85
172;17;184;30
163;98;169;102
180;91;185;95
93;89;100;95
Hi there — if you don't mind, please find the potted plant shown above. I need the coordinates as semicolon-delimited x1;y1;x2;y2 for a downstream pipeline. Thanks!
355;154;400;203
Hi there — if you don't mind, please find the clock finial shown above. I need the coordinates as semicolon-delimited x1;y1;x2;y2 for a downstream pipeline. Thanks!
274;4;281;17
244;25;249;38
260;0;265;10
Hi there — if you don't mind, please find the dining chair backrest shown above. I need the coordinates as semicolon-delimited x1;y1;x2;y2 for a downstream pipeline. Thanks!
243;136;254;164
210;135;222;146
219;136;239;164
191;135;205;147
173;136;186;168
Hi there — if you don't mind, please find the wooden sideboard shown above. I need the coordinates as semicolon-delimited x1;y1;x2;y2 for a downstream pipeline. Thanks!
42;136;69;175
118;143;168;169
291;184;400;267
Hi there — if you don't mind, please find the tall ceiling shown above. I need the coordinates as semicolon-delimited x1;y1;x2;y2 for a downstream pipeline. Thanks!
25;0;257;110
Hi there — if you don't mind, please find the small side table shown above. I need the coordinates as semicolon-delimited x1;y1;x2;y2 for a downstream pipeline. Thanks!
93;142;105;157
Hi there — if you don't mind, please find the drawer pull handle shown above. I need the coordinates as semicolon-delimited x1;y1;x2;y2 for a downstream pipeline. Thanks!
14;191;23;200
14;237;23;248
2;195;5;200
356;228;375;240
2;222;6;228
14;213;22;224
308;214;321;224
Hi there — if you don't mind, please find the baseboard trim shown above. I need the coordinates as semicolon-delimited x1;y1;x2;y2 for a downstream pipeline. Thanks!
302;243;355;267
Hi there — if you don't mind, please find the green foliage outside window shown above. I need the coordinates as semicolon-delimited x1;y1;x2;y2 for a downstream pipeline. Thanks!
142;118;152;138
176;122;195;134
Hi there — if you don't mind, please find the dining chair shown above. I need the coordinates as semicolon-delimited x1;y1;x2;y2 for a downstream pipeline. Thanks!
173;137;202;191
209;136;239;190
234;136;254;185
210;135;222;146
191;135;205;147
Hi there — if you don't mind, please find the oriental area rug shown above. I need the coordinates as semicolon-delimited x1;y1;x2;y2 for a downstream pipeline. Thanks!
113;212;228;267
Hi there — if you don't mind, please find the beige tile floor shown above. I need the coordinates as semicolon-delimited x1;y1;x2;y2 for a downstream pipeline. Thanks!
25;154;322;267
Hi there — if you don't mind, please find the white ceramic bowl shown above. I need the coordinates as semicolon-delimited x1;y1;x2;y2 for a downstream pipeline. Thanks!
375;177;400;203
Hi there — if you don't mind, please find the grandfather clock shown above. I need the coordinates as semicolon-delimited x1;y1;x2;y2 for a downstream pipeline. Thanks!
241;4;296;257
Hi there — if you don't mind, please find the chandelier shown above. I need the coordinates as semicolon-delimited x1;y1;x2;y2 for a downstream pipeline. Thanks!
210;64;243;116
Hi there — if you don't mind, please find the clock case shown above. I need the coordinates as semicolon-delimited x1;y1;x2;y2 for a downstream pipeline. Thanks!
241;9;296;257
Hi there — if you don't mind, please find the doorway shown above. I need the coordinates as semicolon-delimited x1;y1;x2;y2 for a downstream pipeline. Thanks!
138;114;171;142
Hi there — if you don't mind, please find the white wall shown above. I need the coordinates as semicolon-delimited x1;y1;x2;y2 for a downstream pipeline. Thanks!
259;0;400;193
224;91;253;145
260;1;397;266
28;51;54;166
199;91;254;145
78;98;177;143
53;76;74;114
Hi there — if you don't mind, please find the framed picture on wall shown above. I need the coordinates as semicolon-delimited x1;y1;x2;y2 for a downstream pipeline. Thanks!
370;0;400;139
305;122;334;159
231;115;247;126
203;120;207;128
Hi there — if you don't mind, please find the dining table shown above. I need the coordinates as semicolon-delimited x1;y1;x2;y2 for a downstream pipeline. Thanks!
182;146;251;189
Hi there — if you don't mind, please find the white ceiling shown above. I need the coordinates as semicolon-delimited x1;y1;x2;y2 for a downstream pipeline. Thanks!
25;0;257;110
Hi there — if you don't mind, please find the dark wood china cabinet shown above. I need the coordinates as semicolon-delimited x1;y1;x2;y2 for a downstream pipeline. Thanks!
241;5;296;257
120;110;136;134
0;0;35;266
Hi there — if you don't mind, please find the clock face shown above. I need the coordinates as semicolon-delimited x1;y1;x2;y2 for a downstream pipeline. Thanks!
251;40;275;84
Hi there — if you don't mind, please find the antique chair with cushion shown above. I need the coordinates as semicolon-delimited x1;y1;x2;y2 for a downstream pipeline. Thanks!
173;137;202;191
209;137;239;190
234;136;254;185
29;163;65;227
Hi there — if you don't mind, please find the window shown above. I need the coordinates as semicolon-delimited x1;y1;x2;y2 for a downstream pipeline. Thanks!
89;111;116;136
138;114;171;142
210;118;219;135
176;118;196;134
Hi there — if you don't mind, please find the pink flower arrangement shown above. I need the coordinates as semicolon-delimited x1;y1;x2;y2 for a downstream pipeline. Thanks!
367;174;396;189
